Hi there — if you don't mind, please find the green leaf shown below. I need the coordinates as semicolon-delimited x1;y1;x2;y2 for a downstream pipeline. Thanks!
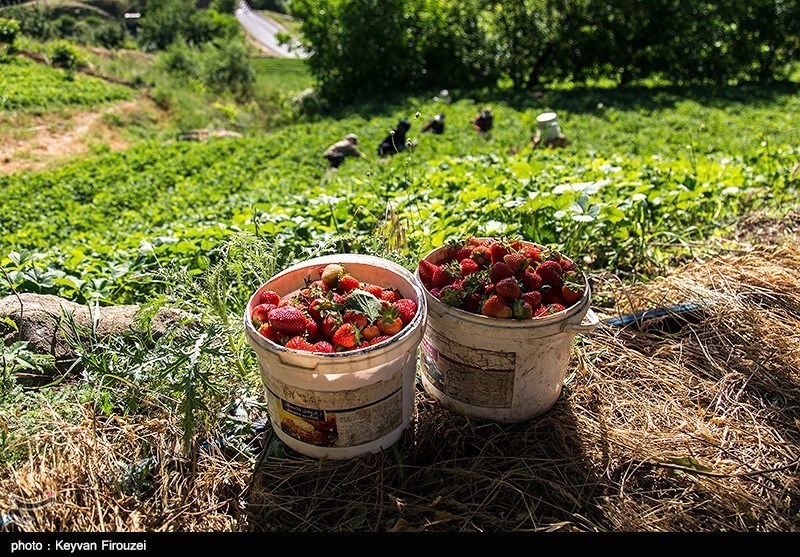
668;456;713;476
346;289;383;323
511;161;531;179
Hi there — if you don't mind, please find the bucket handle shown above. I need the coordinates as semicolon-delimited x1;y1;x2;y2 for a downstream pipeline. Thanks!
561;308;599;334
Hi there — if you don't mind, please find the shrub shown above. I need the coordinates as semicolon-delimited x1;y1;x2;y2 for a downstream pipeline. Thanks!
50;41;86;79
0;16;20;45
158;38;255;98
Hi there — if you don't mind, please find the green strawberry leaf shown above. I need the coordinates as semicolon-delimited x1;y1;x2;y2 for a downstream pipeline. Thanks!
346;289;383;323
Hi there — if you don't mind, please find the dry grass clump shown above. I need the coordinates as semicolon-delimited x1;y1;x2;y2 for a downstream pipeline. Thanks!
2;246;799;532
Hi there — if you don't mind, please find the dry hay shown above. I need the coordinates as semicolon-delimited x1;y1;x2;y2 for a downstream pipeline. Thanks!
2;246;799;532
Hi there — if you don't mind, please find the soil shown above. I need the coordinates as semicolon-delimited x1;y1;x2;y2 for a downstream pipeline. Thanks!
0;97;165;175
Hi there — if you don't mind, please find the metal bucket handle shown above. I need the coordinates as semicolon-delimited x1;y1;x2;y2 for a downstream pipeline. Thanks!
560;308;599;334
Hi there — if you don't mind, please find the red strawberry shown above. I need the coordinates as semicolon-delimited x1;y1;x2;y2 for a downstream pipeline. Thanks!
380;289;401;303
332;323;358;348
559;259;575;272
321;264;345;288
430;287;442;299
285;336;315;351
431;265;454;288
495;277;521;301
503;253;529;273
377;306;403;335
543;292;566;306
439;285;464;307
363;283;384;298
309;279;326;291
512;300;534;320
462;293;482;313
561;271;584;305
459;258;480;276
521;269;543;292
521;291;543;310
489;242;508;263
363;335;393;347
338;274;360;293
533;305;550;318
481;295;512;319
534;304;566;318
251;303;276;328
535;260;564;288
321;314;340;339
455;247;473;262
490;262;514;284
470;246;491;266
307;298;327;321
445;244;460;260
394;298;417;325
332;293;347;305
305;317;319;341
378;317;402;335
312;341;335;353
521;245;542;263
468;237;490;247
268;306;307;334
258;323;283;343
418;260;438;286
343;310;368;329
259;290;281;306
361;324;380;340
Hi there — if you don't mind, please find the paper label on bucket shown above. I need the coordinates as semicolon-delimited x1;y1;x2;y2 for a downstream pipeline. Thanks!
265;374;404;448
421;330;516;408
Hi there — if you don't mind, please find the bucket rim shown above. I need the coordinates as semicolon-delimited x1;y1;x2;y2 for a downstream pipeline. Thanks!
418;241;590;327
244;253;427;360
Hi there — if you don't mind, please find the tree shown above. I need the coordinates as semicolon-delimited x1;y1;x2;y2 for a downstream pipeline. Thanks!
484;0;586;90
293;0;496;102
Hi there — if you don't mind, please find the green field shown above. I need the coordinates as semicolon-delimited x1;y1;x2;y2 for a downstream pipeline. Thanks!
0;57;134;112
2;83;798;305
252;56;314;92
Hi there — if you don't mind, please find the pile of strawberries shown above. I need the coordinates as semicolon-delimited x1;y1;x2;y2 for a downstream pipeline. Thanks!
417;237;585;319
251;263;417;353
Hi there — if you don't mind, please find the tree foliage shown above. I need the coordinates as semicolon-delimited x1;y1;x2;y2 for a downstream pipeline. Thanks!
293;0;496;101
137;0;240;51
294;0;800;100
0;16;19;48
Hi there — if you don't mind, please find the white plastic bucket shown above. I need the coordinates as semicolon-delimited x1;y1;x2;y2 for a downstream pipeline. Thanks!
417;242;598;422
536;111;562;141
244;254;427;459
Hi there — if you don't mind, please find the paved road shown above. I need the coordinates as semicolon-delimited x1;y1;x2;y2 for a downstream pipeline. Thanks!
235;2;307;59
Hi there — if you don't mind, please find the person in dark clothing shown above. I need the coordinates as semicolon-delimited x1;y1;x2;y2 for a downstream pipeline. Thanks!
421;113;445;135
472;107;493;136
377;119;412;157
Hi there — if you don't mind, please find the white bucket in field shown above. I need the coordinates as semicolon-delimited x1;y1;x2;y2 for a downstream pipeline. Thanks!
244;254;427;460
536;111;562;141
417;243;598;422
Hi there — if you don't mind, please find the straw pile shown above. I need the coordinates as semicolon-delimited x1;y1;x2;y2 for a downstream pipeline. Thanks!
2;245;799;532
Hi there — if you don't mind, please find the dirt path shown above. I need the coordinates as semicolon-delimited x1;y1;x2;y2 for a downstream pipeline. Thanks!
0;98;165;175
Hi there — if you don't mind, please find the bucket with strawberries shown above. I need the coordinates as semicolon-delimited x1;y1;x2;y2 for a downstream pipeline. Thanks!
244;254;426;459
416;237;598;422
